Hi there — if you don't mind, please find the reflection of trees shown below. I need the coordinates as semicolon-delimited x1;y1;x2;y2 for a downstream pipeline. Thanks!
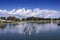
0;23;6;29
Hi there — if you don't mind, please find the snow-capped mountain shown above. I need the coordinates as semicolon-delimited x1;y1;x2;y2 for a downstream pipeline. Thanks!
0;8;59;18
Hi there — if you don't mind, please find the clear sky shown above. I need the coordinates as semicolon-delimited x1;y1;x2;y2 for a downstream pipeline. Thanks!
0;0;60;11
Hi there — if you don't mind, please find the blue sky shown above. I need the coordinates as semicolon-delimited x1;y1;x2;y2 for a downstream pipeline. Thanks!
0;0;60;18
0;0;60;11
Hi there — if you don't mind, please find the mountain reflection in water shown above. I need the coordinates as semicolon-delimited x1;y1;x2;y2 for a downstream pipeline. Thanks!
0;22;60;40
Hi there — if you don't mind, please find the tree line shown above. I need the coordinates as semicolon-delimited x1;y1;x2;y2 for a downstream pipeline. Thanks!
0;16;60;21
0;16;20;22
22;17;51;21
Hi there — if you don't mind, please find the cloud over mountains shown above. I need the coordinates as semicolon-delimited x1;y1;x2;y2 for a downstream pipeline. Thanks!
0;8;59;18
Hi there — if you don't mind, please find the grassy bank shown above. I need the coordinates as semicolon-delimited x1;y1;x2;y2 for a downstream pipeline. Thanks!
53;20;60;23
21;20;51;23
4;20;19;24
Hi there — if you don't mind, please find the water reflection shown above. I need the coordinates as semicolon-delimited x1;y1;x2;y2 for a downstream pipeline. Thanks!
0;22;59;35
0;22;60;40
12;22;58;35
0;24;6;29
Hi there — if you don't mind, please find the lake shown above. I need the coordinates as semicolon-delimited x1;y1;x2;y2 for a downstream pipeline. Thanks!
0;22;60;40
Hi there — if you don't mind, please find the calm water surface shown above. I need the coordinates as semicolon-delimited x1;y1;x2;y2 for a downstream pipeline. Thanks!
0;22;60;40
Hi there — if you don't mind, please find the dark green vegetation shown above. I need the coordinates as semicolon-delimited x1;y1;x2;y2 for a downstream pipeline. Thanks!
0;16;60;26
53;18;60;25
0;21;6;29
0;16;20;28
53;18;60;23
0;16;20;24
21;17;51;23
0;16;20;22
0;16;60;23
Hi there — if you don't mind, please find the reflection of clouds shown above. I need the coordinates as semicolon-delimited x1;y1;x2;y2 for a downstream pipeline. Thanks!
15;22;28;34
35;26;40;33
14;22;58;35
0;22;58;35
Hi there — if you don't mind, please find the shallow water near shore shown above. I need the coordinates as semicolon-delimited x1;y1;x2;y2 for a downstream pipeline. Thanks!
0;22;60;40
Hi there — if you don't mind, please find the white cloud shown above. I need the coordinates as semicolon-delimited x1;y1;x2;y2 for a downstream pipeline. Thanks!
0;8;59;18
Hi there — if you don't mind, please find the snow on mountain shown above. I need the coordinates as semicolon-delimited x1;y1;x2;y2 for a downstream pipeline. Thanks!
0;8;59;18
